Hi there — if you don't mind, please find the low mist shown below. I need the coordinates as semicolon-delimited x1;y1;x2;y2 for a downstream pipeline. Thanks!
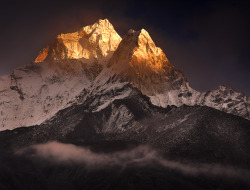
17;141;250;183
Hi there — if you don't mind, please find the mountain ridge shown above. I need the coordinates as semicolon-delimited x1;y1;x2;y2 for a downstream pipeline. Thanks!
0;18;250;190
35;19;121;63
0;19;249;131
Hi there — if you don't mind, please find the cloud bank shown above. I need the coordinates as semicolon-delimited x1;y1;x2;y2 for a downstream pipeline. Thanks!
17;141;250;183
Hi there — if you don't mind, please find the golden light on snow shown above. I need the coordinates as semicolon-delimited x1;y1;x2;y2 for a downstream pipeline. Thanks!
127;29;170;75
35;19;122;63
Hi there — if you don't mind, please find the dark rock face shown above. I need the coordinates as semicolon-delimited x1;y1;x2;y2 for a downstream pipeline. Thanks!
1;87;250;190
2;86;250;164
199;85;250;120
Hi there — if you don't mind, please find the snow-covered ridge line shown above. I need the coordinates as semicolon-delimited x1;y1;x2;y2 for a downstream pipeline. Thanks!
0;19;249;131
35;19;122;63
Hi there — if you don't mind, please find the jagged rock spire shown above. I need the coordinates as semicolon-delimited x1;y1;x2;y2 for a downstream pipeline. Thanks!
110;29;169;72
108;28;187;96
35;19;122;63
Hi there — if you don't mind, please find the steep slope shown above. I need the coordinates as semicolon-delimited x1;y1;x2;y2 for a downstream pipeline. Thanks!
101;29;249;119
1;85;250;190
106;29;200;106
35;19;121;63
198;85;250;120
2;86;250;168
103;29;250;119
0;19;249;131
0;19;121;130
0;63;92;130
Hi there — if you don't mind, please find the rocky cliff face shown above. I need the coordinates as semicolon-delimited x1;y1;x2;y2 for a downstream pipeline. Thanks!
99;28;201;108
3;85;250;169
0;19;121;130
198;85;250;119
0;19;249;131
108;29;187;95
35;19;121;63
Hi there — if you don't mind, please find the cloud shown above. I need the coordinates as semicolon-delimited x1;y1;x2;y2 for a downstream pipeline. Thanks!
17;141;250;183
17;141;157;167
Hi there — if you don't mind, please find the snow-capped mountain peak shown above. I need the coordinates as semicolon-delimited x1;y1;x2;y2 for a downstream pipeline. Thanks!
35;19;121;63
0;19;249;131
109;28;169;73
107;28;187;97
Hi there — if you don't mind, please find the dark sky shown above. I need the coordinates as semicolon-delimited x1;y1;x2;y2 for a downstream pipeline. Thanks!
1;0;249;95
